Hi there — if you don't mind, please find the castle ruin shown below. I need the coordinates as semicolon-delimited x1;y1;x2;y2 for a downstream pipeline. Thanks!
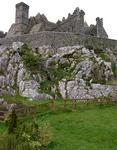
0;2;117;50
6;2;108;38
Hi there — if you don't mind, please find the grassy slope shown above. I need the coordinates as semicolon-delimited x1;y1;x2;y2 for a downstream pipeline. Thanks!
0;102;117;150
38;106;117;150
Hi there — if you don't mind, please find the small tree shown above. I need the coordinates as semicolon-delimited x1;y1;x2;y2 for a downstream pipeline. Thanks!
7;109;17;134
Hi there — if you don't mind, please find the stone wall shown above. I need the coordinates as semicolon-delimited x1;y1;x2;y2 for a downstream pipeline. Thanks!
0;31;117;50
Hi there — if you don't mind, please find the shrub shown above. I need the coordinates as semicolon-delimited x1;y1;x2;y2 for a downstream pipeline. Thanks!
40;80;54;93
23;53;40;68
112;63;117;78
21;45;39;69
99;52;112;62
19;122;53;150
21;44;44;72
4;121;53;150
94;49;112;62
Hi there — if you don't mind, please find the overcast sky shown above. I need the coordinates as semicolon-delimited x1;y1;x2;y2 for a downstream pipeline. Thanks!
0;0;117;39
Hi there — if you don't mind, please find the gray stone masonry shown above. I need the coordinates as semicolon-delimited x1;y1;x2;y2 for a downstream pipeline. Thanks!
96;17;108;38
0;32;117;50
6;2;108;39
15;2;29;25
0;31;6;38
53;8;85;34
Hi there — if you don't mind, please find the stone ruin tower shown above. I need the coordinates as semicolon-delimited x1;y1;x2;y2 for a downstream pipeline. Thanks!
96;17;108;38
7;2;29;37
15;2;29;35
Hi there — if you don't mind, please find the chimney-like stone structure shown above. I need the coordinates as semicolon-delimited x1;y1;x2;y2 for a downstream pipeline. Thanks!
15;2;29;35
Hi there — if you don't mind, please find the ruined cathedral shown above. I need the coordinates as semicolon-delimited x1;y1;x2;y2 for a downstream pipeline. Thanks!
5;2;108;38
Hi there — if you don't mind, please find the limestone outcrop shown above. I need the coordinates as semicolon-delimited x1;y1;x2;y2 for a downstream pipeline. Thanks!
0;42;117;100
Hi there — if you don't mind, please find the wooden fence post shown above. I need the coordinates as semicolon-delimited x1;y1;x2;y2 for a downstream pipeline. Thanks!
51;99;56;111
73;99;77;111
64;99;67;110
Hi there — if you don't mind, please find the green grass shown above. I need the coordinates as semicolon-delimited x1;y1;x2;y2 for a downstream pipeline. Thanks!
1;101;117;150
0;123;8;150
35;105;117;150
94;49;112;62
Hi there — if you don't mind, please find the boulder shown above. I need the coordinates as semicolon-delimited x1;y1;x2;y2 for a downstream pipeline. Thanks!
12;42;24;51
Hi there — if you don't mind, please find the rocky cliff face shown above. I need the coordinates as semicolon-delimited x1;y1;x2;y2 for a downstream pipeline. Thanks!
0;42;117;100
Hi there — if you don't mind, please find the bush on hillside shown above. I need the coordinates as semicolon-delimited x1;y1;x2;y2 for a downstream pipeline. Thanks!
4;121;53;150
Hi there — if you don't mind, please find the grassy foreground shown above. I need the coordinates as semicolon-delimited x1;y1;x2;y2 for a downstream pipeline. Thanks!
0;100;117;150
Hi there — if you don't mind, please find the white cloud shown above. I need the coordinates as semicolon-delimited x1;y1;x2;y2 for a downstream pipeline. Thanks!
0;0;117;39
